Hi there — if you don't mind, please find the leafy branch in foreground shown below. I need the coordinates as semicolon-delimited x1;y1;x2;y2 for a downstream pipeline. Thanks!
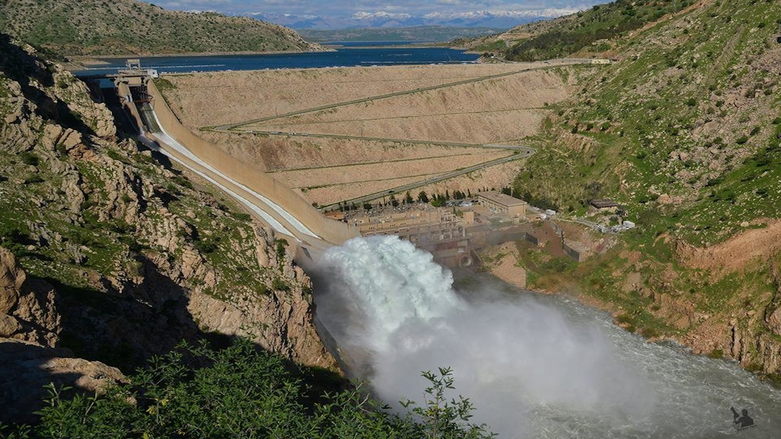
402;367;495;439
1;340;494;439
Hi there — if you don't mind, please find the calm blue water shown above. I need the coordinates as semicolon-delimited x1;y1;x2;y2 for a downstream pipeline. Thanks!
323;41;429;47
74;47;478;76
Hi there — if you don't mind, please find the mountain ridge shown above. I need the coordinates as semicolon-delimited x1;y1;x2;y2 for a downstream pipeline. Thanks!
0;0;320;56
248;8;584;31
0;34;336;420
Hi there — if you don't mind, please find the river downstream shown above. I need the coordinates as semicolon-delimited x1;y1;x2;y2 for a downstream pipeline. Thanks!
313;236;781;438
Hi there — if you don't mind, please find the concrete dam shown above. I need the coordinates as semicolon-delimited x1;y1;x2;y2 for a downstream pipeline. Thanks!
112;67;360;260
110;66;514;267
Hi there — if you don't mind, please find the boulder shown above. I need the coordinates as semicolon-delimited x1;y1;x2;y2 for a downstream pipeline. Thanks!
0;338;125;424
0;248;60;347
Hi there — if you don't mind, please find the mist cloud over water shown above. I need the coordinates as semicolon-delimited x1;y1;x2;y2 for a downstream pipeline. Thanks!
314;236;657;437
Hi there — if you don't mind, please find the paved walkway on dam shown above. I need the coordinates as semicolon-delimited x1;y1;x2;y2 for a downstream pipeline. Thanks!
235;130;536;151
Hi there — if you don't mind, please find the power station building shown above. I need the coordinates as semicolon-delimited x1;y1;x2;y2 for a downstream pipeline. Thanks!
478;192;527;219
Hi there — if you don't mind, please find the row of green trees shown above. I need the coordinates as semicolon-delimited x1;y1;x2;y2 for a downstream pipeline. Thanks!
1;340;494;439
346;189;483;212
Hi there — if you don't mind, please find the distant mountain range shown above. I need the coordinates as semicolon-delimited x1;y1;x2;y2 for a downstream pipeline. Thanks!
298;26;504;44
247;9;582;31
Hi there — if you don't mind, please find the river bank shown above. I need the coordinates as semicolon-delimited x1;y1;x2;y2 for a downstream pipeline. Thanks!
312;235;781;438
477;219;781;388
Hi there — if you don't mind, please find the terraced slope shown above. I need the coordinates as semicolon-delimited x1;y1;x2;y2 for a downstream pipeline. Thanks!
158;62;588;207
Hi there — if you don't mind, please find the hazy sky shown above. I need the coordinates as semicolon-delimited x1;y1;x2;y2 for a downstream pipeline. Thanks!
142;0;604;18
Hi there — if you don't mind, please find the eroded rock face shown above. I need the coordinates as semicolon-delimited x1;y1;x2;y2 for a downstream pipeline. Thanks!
188;266;337;370
0;249;125;423
0;248;60;347
0;36;339;419
767;307;781;337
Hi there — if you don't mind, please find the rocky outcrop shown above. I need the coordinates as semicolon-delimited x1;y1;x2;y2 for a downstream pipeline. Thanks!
765;262;781;338
0;36;338;421
0;338;125;424
0;248;60;347
0;249;125;423
189;268;335;370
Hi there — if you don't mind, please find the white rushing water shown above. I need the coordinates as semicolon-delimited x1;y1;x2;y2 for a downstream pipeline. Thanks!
314;236;781;438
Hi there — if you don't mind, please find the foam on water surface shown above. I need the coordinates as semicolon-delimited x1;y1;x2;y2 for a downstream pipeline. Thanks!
315;236;781;438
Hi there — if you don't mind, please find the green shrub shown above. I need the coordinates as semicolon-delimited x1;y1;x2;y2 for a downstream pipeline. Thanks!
173;175;193;190
275;238;288;263
195;239;218;254
20;152;39;166
232;212;252;222
707;349;724;359
23;174;44;184
19;340;493;439
271;277;290;291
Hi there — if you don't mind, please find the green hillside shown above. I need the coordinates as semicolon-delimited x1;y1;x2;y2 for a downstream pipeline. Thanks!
460;0;696;59
508;0;781;379
505;0;695;61
520;0;781;244
0;0;319;56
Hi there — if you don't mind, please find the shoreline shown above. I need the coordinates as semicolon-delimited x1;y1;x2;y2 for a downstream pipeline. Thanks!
67;48;333;61
482;250;781;387
64;48;334;71
63;45;484;72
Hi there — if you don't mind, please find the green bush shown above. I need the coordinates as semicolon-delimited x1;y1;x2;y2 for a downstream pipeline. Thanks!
19;152;39;166
4;340;493;439
231;212;252;222
271;277;290;292
23;174;44;184
195;239;218;254
172;175;193;190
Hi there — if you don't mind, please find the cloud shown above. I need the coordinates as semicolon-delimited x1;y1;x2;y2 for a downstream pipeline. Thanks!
153;0;233;10
137;0;605;24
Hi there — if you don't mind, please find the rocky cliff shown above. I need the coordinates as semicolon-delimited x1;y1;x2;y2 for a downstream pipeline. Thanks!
0;34;336;422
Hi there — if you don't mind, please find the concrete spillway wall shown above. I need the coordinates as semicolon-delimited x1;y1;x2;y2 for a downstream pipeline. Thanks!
122;79;359;246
